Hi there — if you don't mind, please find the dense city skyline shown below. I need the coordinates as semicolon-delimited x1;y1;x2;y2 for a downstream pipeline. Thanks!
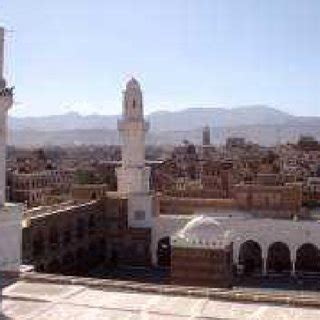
1;0;320;117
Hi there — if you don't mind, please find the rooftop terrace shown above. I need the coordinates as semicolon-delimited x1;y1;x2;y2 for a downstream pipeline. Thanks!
2;273;320;319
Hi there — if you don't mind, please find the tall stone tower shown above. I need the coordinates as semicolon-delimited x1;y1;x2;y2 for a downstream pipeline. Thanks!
202;125;211;146
0;27;12;205
116;78;154;228
0;26;22;276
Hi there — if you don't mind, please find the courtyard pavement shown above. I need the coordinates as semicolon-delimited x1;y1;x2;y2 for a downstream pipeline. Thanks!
2;280;320;319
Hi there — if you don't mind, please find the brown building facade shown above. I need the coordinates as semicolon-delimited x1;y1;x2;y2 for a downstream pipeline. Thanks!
233;183;302;217
22;197;151;275
171;245;233;288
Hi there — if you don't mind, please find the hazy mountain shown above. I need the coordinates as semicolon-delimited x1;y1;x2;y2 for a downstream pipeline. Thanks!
9;106;293;132
10;111;119;131
148;105;293;131
8;106;320;146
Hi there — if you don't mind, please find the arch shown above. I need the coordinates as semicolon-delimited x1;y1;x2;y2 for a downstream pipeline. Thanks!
157;237;171;267
238;240;262;275
267;242;291;274
88;241;100;267
63;225;72;246
98;238;106;260
49;225;59;247
110;248;119;267
88;214;96;230
62;251;75;275
76;247;85;261
296;243;320;273
32;231;44;257
76;217;85;239
91;192;97;200
62;251;74;266
76;247;86;273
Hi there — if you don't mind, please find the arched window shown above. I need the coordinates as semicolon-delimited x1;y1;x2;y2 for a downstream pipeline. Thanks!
267;242;291;273
63;226;71;245
76;217;85;239
49;225;59;246
33;231;44;257
88;214;96;230
238;240;262;274
157;237;171;267
296;243;320;273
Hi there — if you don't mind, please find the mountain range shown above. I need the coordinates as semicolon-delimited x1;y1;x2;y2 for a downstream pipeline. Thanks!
8;105;320;147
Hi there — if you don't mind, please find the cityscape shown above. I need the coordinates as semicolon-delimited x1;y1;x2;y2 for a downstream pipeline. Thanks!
1;1;320;319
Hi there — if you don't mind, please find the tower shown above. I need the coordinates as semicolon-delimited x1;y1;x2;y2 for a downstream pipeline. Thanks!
116;78;154;228
0;27;13;206
202;125;210;146
0;26;22;276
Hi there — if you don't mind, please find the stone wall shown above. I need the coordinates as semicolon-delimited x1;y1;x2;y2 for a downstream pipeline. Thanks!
159;196;236;215
22;197;151;275
171;246;233;288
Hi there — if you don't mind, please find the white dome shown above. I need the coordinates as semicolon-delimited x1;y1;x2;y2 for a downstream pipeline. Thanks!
176;215;230;245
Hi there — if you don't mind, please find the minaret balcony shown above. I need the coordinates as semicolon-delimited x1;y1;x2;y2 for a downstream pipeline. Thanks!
0;86;14;111
0;86;14;97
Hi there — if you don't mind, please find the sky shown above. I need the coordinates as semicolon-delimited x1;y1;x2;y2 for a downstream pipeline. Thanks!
0;0;320;117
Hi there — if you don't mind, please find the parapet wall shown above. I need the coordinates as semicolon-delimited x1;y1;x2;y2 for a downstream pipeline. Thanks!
159;196;236;215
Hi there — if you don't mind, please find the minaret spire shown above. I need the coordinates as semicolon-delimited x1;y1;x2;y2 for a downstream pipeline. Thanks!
0;27;6;89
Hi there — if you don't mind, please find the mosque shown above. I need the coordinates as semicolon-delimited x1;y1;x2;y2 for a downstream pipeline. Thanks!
117;77;320;287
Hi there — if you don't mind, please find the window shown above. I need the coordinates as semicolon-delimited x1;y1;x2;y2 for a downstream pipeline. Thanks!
134;210;145;221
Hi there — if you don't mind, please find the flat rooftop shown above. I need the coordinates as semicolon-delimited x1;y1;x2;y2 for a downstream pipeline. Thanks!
2;277;320;319
23;200;93;221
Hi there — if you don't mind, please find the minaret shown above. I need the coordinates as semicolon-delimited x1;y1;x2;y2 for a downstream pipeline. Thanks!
0;26;22;277
0;27;13;206
116;78;154;228
202;125;211;146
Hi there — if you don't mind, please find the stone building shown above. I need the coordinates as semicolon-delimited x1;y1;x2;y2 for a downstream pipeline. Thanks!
202;125;211;146
22;196;151;274
303;177;320;205
233;183;302;217
226;137;246;150
71;183;108;201
297;136;320;151
7;169;74;207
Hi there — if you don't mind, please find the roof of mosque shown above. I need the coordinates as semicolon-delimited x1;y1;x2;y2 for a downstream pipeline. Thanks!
172;215;231;248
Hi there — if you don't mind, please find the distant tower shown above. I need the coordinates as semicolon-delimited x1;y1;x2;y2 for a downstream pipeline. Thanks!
116;78;154;228
202;125;210;146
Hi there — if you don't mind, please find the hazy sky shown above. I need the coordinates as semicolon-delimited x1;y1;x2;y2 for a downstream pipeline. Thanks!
1;0;320;117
